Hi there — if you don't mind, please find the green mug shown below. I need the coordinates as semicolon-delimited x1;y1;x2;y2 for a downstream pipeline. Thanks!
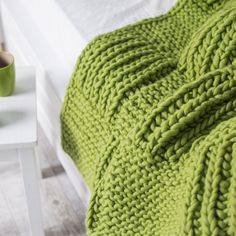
0;51;15;96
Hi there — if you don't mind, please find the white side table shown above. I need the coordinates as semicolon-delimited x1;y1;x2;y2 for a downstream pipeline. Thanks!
0;67;44;236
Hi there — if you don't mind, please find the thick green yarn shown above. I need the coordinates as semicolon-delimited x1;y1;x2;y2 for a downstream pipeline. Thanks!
61;0;236;235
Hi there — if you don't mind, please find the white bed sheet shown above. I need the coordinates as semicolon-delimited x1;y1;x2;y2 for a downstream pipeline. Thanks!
56;0;177;42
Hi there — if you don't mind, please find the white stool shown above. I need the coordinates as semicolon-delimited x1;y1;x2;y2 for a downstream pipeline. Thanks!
0;67;44;236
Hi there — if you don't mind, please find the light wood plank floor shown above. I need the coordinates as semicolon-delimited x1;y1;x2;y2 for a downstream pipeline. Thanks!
0;126;87;236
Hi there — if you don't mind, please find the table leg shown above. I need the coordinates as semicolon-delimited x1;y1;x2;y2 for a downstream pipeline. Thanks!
35;146;42;179
18;148;45;236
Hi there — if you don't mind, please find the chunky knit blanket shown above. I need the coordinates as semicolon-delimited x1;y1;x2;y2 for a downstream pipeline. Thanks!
61;0;236;235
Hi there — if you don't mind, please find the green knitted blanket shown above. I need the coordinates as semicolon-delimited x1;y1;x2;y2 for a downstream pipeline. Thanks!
61;0;236;235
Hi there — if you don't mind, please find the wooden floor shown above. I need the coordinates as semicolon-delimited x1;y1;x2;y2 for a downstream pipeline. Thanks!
0;126;87;236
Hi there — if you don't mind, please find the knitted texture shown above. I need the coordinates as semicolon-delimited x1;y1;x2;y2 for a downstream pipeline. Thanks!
61;0;236;235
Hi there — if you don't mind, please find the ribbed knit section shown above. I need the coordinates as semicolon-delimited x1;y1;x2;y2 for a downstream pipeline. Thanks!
61;0;236;235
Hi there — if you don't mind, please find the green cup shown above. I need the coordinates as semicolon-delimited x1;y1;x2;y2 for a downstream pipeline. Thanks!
0;51;15;96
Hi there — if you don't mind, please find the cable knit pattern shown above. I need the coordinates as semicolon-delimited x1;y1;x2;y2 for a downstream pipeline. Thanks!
61;0;236;235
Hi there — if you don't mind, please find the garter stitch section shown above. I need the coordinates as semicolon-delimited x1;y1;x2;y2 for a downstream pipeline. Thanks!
61;0;236;235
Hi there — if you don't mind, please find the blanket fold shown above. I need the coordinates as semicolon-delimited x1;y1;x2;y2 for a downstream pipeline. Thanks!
61;0;236;235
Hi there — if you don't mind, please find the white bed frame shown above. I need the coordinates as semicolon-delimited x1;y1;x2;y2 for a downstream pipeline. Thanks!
0;0;90;205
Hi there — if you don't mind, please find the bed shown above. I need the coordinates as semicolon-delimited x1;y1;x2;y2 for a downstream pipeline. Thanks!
0;0;177;206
